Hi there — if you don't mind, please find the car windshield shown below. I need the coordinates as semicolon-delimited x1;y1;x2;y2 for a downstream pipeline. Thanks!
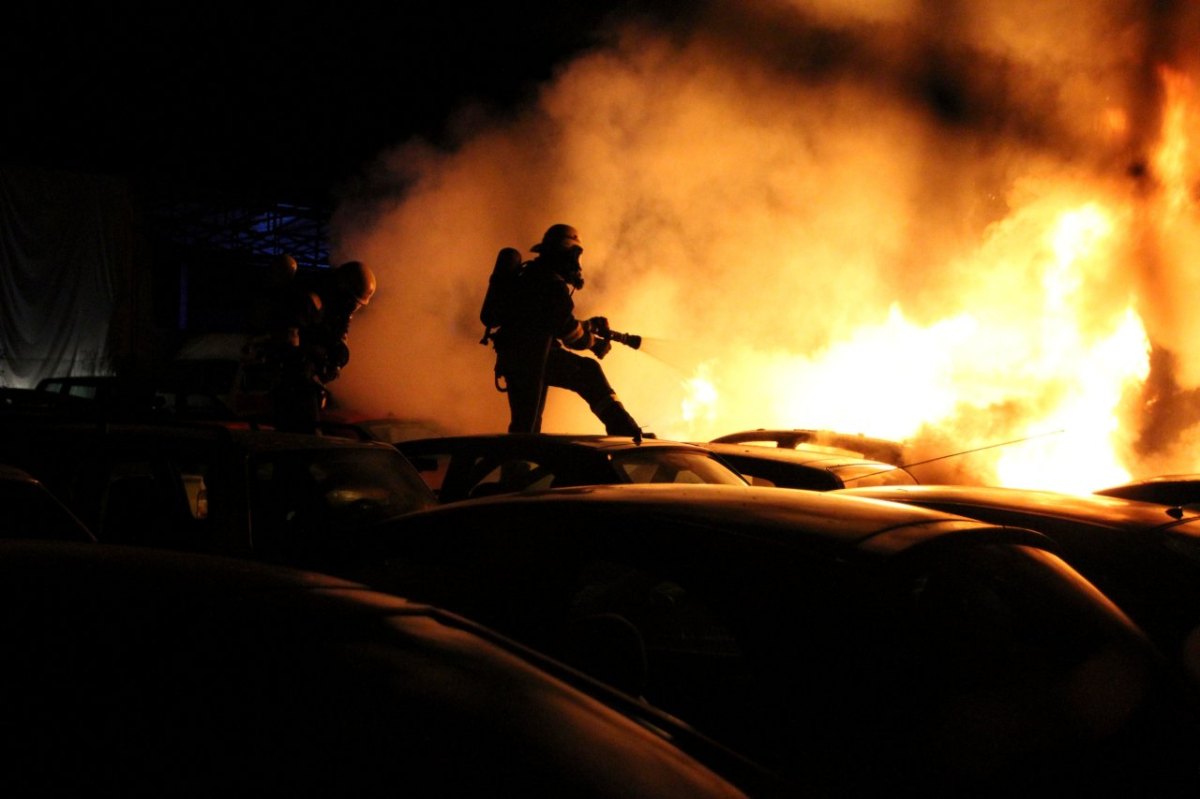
611;450;748;486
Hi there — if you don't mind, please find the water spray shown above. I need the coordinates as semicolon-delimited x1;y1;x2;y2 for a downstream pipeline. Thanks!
598;333;715;379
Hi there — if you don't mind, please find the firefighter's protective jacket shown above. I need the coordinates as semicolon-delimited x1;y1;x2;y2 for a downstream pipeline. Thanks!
492;258;597;376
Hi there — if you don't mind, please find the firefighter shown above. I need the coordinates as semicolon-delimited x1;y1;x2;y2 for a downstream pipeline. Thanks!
491;224;643;440
266;258;376;433
307;259;377;385
254;254;324;433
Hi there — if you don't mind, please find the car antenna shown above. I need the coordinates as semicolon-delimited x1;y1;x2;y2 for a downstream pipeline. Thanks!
845;429;1066;484
899;428;1066;470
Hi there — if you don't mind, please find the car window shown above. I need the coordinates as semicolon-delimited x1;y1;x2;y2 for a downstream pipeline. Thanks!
248;448;435;562
404;452;452;496
97;458;197;547
721;456;838;490
611;451;747;486
467;458;556;498
181;471;208;519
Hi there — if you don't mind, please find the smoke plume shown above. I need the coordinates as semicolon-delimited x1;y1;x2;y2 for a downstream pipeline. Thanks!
328;0;1200;491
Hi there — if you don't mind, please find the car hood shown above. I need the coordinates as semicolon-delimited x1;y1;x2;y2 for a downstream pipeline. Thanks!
839;484;1200;534
420;483;1044;555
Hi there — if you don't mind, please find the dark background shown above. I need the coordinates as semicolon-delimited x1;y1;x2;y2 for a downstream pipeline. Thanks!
0;2;695;376
2;2;689;207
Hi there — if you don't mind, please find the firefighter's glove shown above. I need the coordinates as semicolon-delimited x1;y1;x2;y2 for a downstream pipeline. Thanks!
591;337;612;360
585;316;610;337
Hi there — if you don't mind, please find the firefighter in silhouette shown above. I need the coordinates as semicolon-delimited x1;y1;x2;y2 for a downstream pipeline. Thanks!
265;258;376;433
243;253;318;431
307;260;376;386
489;224;643;440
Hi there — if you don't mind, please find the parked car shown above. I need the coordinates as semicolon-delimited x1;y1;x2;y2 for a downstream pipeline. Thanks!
1;463;95;541
1095;474;1200;508
838;483;1200;691
395;433;748;503
710;428;907;465
697;441;917;489
1;385;92;416
0;539;764;796
345;484;1200;797
0;419;436;565
33;371;241;421
166;331;280;418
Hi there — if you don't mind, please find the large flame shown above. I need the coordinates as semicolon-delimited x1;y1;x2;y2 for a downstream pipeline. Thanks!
330;1;1200;493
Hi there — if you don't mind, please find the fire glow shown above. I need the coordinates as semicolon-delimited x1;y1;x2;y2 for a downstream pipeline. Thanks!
332;1;1200;493
671;190;1151;492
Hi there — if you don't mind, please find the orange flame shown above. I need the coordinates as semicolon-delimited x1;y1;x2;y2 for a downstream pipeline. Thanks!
681;363;719;427
675;197;1149;492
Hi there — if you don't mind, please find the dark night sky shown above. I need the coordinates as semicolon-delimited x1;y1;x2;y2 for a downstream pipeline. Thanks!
2;2;690;205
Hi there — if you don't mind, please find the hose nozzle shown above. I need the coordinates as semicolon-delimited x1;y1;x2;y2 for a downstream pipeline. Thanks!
606;330;642;350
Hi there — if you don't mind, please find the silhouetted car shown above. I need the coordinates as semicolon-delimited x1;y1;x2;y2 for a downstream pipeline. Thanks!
346;484;1200;797
1095;474;1200;508
839;483;1200;691
1;463;95;541
0;419;436;564
314;409;450;444
697;441;917;489
396;434;748;503
0;540;764;796
31;371;242;421
0;385;92;416
710;428;907;465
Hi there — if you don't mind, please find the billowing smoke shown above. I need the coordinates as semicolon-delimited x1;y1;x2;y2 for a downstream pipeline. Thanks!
328;0;1200;491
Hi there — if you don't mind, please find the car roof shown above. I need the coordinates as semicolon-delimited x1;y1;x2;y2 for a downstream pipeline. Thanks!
709;429;906;464
1095;474;1200;502
0;418;403;454
399;433;714;454
701;441;906;471
0;540;762;796
840;484;1200;533
403;483;1046;556
1104;473;1200;486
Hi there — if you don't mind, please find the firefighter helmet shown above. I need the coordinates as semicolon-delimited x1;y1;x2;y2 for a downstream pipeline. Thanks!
265;253;298;288
336;260;377;306
531;224;583;255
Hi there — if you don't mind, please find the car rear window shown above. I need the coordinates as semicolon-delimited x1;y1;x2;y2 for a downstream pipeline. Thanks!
611;451;748;486
248;448;436;559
